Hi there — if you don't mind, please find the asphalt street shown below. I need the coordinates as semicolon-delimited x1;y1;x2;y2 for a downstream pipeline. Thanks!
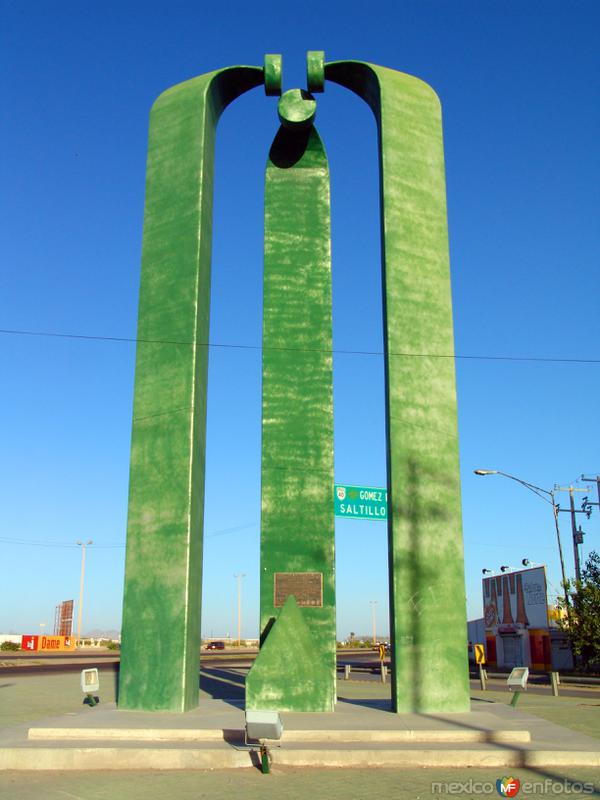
2;649;600;699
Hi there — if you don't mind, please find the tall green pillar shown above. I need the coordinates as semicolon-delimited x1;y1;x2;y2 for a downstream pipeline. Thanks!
325;60;470;713
246;95;336;712
119;65;263;712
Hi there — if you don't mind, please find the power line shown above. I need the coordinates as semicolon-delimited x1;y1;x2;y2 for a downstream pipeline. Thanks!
205;523;258;538
0;537;81;549
0;522;258;550
1;327;599;365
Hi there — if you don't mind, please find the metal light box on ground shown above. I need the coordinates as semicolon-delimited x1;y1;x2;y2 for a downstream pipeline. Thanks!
245;710;283;741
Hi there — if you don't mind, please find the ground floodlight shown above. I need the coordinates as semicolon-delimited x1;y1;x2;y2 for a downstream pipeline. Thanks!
245;710;283;742
80;667;100;707
507;666;529;708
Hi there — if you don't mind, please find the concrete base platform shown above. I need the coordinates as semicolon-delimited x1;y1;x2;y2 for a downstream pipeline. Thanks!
1;697;599;770
2;746;599;771
27;726;532;743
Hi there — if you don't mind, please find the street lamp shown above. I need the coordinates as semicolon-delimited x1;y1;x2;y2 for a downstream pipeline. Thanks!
76;540;93;647
473;469;570;617
234;573;246;646
369;600;378;645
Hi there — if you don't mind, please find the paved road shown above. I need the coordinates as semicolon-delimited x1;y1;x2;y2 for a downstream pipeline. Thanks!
0;652;120;660
3;648;599;698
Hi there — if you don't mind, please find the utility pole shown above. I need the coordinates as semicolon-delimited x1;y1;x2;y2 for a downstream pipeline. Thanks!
569;488;582;583
581;474;600;516
370;600;378;645
551;500;570;616
234;573;246;646
578;474;599;582
555;486;588;583
76;540;93;647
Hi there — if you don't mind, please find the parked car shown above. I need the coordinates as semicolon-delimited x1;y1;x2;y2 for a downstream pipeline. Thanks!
205;640;225;650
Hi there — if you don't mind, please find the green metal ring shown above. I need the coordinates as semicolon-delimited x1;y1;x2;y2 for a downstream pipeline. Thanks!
264;54;282;96
306;51;325;93
277;89;316;129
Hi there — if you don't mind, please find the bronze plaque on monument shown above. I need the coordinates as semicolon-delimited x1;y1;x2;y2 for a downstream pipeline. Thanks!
274;572;323;608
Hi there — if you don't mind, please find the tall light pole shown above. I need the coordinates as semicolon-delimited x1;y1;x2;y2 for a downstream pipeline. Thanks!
369;600;378;645
473;470;570;618
555;484;589;584
76;540;93;647
234;573;246;646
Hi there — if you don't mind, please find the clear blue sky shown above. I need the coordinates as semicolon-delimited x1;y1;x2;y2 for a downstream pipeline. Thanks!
1;1;599;640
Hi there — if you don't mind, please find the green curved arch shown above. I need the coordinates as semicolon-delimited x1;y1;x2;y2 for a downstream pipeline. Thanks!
325;60;470;713
120;66;262;712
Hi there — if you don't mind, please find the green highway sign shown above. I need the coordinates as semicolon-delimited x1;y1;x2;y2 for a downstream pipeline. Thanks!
334;484;388;521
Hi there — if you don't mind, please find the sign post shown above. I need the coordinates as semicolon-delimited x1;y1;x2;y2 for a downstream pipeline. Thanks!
474;643;487;690
334;485;387;521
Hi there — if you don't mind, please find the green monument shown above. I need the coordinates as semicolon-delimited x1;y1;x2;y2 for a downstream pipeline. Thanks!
119;53;469;714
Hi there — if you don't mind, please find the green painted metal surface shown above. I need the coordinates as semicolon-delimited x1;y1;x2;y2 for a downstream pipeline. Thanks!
119;65;262;712
246;596;332;712
263;54;282;96
278;89;316;129
253;120;336;712
306;50;325;93
325;60;470;713
334;484;387;521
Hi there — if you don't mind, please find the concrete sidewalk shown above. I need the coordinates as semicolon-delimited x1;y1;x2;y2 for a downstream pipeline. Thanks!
0;670;599;770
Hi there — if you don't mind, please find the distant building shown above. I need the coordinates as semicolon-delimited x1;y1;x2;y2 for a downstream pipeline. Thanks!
471;565;573;671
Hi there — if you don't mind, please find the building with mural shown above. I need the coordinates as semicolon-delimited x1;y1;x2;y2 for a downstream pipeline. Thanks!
469;565;573;671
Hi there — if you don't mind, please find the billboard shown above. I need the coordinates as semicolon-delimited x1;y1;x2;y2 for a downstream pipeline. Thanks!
483;566;549;633
54;599;74;637
21;635;75;652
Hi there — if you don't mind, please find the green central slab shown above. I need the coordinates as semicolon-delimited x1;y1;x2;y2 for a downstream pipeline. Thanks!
247;123;335;712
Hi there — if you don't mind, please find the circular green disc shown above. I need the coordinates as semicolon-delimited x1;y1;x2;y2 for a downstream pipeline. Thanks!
307;50;325;93
264;54;282;96
277;89;316;129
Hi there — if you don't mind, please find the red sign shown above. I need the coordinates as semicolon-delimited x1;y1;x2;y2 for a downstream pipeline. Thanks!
21;634;75;652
